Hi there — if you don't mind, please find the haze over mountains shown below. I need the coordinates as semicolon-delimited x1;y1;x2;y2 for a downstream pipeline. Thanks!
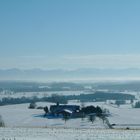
1;68;140;81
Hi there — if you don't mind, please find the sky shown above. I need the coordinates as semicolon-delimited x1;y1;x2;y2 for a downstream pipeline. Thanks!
0;0;140;70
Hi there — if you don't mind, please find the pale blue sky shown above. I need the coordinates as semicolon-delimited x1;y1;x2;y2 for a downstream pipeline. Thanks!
0;0;140;69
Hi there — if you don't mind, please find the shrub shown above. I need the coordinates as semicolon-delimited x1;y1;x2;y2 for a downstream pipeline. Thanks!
134;101;140;108
28;102;37;109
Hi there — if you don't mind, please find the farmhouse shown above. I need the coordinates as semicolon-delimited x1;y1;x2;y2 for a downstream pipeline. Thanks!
50;102;80;116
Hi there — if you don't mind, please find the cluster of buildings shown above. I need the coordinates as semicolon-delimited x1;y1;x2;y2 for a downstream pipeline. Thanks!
49;102;82;118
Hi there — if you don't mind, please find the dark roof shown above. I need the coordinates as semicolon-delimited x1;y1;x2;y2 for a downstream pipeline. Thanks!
50;105;80;113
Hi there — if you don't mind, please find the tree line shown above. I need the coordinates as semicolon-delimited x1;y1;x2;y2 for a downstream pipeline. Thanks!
0;91;135;106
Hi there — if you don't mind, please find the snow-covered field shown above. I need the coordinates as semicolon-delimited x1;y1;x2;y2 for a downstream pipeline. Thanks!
0;101;140;129
1;127;140;140
0;102;106;128
1;101;140;139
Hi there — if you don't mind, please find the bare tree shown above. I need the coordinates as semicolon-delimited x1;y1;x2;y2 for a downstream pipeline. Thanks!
99;115;113;129
81;101;86;121
88;114;96;124
0;115;5;127
62;112;70;124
